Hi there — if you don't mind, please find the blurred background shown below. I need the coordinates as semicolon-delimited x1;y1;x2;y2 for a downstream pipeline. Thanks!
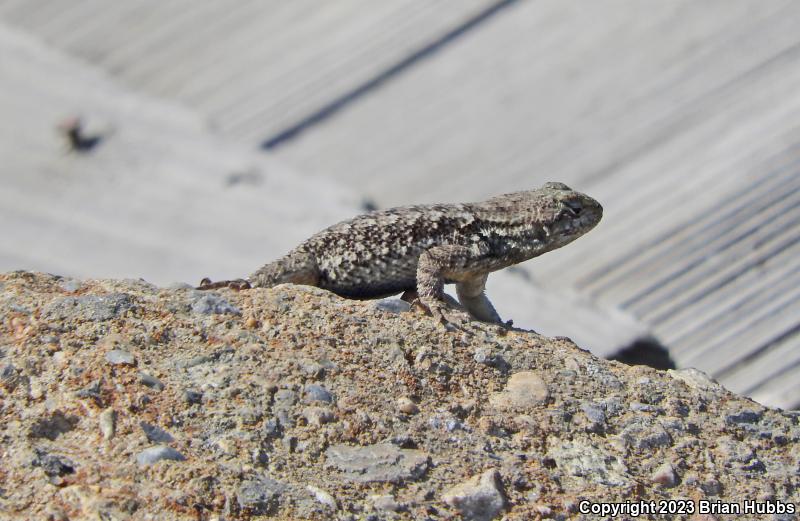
1;0;799;409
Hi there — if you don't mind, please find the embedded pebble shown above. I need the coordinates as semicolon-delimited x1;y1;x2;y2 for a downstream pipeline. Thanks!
725;409;763;425
32;449;75;478
547;439;630;487
190;293;240;315
374;298;411;314
564;357;581;372
274;389;297;406
29;381;44;400
177;355;213;369
1;363;19;389
489;371;549;410
651;461;678;487
140;421;174;443
105;349;135;366
302;406;335;426
397;396;419;415
99;408;116;440
183;389;203;404
237;476;285;515
303;384;333;404
263;418;280;437
442;469;506;521
138;372;164;391
581;401;606;424
307;485;337;509
619;419;672;450
59;279;82;293
300;359;325;378
75;379;103;402
238;407;262;426
135;446;185;466
629;401;654;412
667;368;722;391
325;443;430;483
473;348;509;369
371;494;401;512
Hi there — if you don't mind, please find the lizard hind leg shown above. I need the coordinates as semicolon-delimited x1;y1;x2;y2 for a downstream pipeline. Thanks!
197;278;251;290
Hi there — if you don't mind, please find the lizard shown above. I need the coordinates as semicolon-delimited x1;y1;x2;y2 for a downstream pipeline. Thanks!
198;182;602;327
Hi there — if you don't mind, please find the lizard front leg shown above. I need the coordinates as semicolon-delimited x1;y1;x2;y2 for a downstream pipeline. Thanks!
416;244;498;327
455;273;504;324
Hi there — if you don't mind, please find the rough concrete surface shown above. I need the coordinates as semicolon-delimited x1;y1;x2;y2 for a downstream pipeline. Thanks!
0;271;798;520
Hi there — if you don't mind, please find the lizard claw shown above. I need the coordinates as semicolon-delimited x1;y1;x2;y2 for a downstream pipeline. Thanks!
196;278;251;290
414;299;473;333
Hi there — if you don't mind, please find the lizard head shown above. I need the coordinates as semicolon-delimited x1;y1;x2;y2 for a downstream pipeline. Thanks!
537;182;603;245
476;182;602;253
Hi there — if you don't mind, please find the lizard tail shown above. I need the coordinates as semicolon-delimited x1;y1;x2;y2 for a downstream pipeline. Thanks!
248;250;320;288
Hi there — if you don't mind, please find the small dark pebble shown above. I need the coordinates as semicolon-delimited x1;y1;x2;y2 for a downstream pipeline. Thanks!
263;418;281;438
184;390;203;404
726;409;763;425
1;363;18;389
75;380;103;403
32;449;75;477
741;459;766;472
581;402;606;424
138;372;164;391
304;384;333;404
140;421;174;443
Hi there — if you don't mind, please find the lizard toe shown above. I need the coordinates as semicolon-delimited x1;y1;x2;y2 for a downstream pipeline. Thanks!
228;279;251;290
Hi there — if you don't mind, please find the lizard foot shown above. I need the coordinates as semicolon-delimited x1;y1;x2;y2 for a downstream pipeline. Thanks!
197;278;251;290
413;299;473;333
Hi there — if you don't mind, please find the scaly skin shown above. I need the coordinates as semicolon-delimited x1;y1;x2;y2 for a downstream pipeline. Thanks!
199;182;602;327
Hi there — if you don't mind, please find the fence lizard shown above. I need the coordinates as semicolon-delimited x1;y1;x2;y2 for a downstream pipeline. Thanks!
199;182;602;327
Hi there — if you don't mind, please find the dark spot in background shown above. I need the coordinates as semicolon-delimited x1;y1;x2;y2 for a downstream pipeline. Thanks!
610;336;675;370
361;198;379;212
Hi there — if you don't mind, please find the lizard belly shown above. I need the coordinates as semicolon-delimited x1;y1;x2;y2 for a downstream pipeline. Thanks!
318;255;419;299
326;279;416;299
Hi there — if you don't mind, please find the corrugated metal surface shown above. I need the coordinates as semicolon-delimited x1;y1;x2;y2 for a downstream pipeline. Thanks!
1;0;799;408
0;0;497;142
0;22;358;285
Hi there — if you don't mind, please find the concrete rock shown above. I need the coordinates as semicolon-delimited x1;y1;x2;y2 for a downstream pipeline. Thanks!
2;273;798;519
